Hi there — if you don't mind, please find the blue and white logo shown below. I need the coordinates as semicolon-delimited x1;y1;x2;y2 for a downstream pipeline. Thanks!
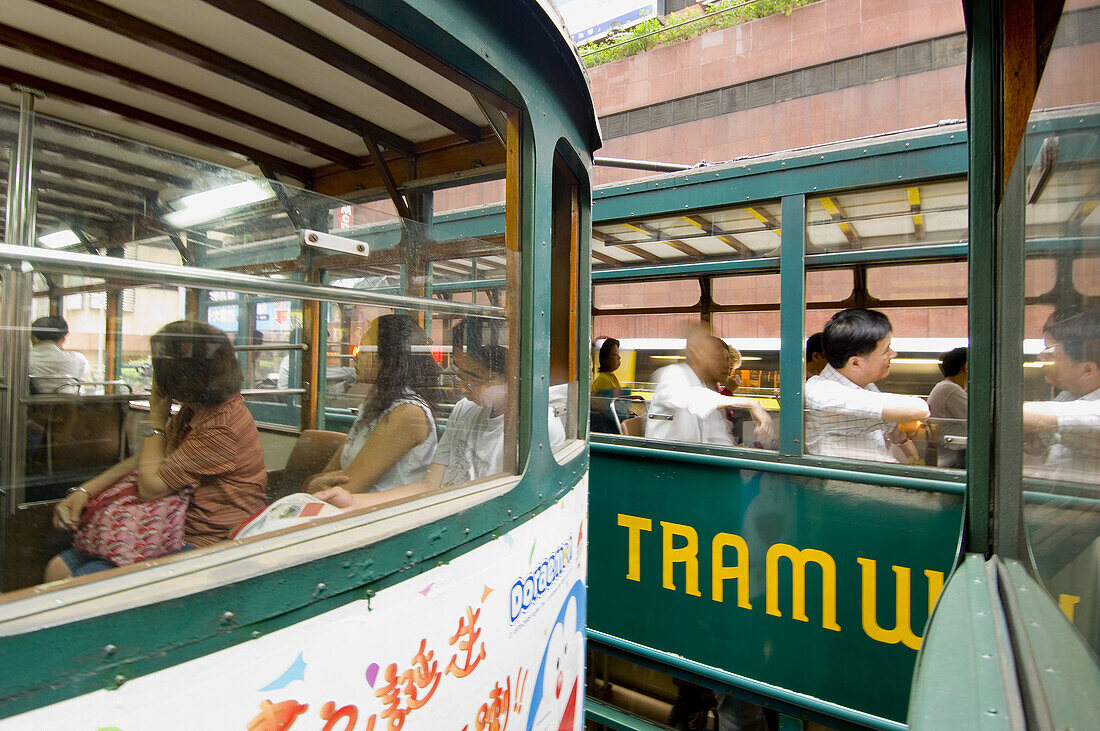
510;541;572;623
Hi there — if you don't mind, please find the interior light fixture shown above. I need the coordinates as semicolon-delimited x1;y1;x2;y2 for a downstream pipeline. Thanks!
164;180;274;228
37;229;81;249
890;358;942;365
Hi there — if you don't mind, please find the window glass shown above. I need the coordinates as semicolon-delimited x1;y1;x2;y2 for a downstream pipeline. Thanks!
2;110;519;596
1021;5;1100;654
866;262;968;301
806;269;853;303
808;179;968;252
712;273;780;306
803;251;967;468
594;279;699;309
591;202;782;270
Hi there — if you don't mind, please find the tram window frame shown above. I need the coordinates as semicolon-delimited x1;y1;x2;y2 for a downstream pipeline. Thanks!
549;147;587;448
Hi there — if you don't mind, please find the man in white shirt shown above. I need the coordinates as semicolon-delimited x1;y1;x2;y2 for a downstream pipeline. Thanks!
647;327;774;446
928;347;968;467
804;309;929;462
28;316;89;394
1024;308;1100;483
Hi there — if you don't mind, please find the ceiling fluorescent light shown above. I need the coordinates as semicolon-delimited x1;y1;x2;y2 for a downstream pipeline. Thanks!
37;229;81;248
164;180;274;228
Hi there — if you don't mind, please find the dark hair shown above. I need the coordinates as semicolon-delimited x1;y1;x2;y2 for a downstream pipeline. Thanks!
821;309;893;369
452;317;506;376
939;347;967;378
598;338;620;372
151;321;242;405
360;315;440;424
1044;307;1100;366
806;332;824;364
31;316;68;342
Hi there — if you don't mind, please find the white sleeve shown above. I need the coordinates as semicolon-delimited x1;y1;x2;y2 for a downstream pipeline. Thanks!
433;400;466;467
1053;399;1100;430
805;379;919;420
652;366;728;420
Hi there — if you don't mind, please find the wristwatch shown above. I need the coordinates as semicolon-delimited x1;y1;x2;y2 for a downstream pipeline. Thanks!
142;426;167;438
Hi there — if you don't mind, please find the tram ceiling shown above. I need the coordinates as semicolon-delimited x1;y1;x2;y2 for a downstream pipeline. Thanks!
1;0;502;196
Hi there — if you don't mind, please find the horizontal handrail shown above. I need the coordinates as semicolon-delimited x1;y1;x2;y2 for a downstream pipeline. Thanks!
1;245;503;318
592;439;966;494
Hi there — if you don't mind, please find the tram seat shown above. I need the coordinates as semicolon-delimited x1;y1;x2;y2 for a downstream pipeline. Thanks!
265;429;346;502
620;416;647;437
27;400;128;493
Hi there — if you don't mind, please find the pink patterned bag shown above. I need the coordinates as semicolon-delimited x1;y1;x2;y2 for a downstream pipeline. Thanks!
72;470;190;566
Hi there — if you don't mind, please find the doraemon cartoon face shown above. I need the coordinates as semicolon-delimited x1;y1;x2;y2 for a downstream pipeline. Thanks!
531;596;583;731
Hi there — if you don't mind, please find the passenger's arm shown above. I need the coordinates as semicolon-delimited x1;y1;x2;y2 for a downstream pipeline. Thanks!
880;398;930;423
306;404;431;494
52;455;138;530
1023;402;1061;432
136;383;174;500
721;396;776;444
315;464;446;511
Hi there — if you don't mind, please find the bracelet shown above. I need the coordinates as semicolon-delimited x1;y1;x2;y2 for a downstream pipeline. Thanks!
68;486;91;498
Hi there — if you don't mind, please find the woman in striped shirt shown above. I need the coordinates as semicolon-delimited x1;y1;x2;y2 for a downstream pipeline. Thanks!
47;321;267;580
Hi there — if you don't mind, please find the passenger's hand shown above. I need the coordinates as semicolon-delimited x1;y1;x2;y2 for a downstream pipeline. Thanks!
314;486;355;510
306;472;350;494
149;381;170;429
53;490;88;530
751;404;776;445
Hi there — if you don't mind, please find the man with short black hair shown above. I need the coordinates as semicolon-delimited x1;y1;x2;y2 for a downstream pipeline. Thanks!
928;347;968;467
804;309;929;462
29;316;89;394
805;332;827;377
1024;307;1100;481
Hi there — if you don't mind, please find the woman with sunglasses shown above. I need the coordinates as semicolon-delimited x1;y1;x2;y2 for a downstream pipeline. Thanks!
46;321;266;580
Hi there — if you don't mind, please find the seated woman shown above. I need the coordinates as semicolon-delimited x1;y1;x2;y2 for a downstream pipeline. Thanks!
305;315;439;503
590;337;643;433
46;321;267;580
318;318;562;510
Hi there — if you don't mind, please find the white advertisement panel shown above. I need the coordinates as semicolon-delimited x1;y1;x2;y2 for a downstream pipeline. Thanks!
556;0;661;44
4;482;588;730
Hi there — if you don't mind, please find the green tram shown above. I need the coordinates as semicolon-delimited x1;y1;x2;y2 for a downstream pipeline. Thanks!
580;6;1100;731
0;1;598;728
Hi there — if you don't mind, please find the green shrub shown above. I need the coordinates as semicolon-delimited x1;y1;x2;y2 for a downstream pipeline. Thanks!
580;0;820;68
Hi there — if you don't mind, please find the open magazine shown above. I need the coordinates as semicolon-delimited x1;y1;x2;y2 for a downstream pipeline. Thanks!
232;493;343;540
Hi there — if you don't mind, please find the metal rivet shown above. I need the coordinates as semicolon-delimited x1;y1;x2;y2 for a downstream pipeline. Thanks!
406;550;414;558
104;644;117;656
316;583;327;593
221;611;236;624
113;674;126;688
251;631;262;640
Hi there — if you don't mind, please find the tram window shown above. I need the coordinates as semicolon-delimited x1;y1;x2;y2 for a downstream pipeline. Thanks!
807;179;968;253
806;269;853;303
591;202;782;267
1025;258;1057;297
593;279;699;309
1072;257;1100;296
550;152;585;447
711;273;780;306
1020;7;1100;656
865;261;968;301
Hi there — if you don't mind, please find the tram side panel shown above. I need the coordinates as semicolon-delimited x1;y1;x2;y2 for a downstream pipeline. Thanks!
0;485;586;730
587;447;962;724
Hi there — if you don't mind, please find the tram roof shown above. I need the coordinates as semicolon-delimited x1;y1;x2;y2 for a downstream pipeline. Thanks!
0;0;597;195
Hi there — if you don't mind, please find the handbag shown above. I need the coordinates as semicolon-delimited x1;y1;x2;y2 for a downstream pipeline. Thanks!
72;470;190;566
